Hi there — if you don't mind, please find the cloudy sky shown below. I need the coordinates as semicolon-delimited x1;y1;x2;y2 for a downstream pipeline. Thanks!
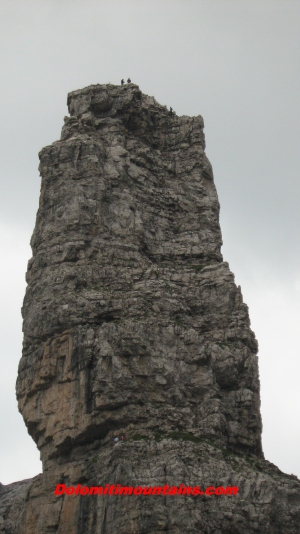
0;0;299;485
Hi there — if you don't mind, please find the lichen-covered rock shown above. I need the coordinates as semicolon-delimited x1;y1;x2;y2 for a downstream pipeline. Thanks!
1;83;299;533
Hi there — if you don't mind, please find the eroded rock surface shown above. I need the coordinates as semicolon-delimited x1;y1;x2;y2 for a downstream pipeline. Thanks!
1;83;299;533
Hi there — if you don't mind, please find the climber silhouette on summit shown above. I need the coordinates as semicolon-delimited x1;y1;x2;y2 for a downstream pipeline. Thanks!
127;78;131;83
121;79;125;85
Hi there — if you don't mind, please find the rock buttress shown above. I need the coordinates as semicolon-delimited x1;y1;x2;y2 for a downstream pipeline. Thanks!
1;84;299;533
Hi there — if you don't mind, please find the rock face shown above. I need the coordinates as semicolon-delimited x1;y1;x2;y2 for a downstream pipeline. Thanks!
1;83;300;533
18;83;262;463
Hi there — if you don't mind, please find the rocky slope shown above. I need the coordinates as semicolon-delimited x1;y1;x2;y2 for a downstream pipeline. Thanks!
1;83;299;533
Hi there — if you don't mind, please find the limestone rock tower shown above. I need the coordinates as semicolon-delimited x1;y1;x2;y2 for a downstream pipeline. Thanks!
1;83;299;533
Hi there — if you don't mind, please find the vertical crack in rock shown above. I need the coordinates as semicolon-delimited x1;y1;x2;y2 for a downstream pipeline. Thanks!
1;84;299;533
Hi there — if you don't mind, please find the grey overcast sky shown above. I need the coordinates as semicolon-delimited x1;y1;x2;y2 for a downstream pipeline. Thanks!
0;0;299;484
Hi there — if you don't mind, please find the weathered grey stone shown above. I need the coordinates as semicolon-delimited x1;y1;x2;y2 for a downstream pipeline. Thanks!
1;83;299;533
